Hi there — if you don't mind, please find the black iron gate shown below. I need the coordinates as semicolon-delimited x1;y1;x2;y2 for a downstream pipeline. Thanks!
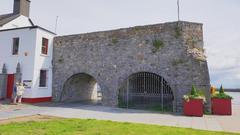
118;72;174;112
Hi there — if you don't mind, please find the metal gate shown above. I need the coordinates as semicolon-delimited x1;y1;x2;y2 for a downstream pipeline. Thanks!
118;72;174;112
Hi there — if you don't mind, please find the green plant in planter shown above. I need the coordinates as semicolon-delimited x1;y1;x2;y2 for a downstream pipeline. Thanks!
219;85;224;94
190;85;197;96
212;85;232;99
183;85;206;103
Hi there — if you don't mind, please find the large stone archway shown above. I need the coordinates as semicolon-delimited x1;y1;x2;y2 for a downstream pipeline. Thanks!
52;21;211;112
60;73;102;103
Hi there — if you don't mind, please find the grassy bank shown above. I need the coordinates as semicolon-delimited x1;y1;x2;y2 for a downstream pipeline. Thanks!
0;118;239;135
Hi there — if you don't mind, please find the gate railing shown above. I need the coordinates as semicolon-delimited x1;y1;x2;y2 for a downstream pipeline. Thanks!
118;72;174;112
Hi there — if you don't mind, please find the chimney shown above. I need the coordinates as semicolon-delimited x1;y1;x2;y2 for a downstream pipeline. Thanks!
13;0;31;17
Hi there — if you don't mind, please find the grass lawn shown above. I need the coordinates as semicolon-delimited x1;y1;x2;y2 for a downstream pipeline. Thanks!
0;118;239;135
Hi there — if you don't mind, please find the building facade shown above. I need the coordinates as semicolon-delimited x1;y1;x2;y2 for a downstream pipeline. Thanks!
0;0;55;102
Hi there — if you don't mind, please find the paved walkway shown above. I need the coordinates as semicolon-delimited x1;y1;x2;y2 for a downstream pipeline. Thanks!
0;101;239;133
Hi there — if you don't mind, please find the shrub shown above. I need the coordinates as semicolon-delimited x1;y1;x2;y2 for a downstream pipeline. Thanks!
152;39;164;53
211;85;232;99
112;38;119;44
190;85;197;96
219;85;224;94
183;85;206;103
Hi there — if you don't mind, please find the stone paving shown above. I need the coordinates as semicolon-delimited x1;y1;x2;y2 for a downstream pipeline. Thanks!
0;94;239;133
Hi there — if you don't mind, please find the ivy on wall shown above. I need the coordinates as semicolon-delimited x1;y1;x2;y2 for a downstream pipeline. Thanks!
112;38;119;44
174;26;182;38
172;59;185;66
152;39;164;53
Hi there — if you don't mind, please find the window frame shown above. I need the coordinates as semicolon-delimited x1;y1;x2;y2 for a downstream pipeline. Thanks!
41;37;49;55
12;37;20;55
39;69;48;88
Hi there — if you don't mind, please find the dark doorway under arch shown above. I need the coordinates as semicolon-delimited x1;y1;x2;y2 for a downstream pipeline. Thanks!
60;73;102;104
118;72;174;112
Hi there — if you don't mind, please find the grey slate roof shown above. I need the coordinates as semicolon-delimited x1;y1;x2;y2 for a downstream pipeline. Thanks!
0;13;20;26
0;13;54;34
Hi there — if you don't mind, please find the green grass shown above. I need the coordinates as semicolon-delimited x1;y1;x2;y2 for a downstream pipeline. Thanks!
0;119;238;135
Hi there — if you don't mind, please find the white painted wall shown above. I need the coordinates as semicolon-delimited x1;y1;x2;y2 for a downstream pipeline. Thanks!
0;15;32;30
31;28;54;98
0;28;37;97
0;27;55;98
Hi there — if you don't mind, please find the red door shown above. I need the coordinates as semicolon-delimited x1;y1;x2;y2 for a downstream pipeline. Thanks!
7;74;14;99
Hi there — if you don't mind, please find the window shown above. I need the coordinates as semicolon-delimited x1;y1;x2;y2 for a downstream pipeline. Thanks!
41;38;49;55
39;70;47;87
12;38;19;55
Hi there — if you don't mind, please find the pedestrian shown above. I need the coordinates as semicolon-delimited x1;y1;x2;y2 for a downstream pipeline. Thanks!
16;83;25;104
12;82;19;104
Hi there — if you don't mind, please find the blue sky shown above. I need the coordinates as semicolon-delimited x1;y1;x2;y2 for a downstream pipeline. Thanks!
1;0;240;88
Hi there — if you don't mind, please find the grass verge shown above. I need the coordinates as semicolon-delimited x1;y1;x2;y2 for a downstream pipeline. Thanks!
0;118;239;135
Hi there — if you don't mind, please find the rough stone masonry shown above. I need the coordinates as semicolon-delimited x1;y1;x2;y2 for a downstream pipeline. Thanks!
52;21;211;112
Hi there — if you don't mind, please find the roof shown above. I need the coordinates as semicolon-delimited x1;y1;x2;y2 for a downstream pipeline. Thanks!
0;25;56;35
0;13;55;35
0;13;20;26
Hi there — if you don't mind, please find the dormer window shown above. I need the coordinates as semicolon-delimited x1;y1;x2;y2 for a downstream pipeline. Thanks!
12;37;19;55
41;38;48;55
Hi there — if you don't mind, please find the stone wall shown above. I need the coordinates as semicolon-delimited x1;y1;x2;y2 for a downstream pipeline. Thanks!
0;74;7;99
52;21;211;112
0;64;7;99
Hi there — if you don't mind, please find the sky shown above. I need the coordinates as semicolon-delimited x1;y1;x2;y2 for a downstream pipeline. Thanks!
0;0;239;88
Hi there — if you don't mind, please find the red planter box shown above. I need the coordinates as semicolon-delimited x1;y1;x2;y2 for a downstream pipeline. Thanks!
211;98;232;115
184;99;203;117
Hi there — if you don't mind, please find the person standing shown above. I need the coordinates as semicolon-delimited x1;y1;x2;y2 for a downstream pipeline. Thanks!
12;82;19;104
16;83;25;104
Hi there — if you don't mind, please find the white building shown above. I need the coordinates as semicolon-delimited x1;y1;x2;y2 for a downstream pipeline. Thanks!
0;0;55;102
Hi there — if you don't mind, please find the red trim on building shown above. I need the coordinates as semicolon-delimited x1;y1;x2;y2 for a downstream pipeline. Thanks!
6;74;14;99
22;97;52;103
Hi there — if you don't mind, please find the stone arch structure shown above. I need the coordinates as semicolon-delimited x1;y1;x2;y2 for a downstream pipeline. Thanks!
60;73;102;103
117;69;177;111
52;21;211;112
118;71;174;112
117;68;174;93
